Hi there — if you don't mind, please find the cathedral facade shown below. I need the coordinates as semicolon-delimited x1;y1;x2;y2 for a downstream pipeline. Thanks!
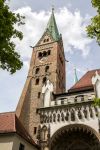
16;9;100;150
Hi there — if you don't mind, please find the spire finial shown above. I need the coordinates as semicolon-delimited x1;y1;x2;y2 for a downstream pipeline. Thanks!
52;5;55;13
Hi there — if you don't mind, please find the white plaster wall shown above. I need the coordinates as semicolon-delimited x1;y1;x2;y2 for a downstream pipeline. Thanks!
0;135;13;150
13;134;38;150
0;134;38;150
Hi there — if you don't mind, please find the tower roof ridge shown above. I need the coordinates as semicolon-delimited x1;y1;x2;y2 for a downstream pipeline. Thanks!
46;9;60;41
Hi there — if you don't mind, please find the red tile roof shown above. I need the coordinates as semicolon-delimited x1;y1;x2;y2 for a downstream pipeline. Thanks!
0;112;38;148
0;112;15;133
69;69;100;92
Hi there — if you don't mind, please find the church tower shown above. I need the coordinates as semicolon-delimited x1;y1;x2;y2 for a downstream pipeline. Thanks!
16;8;66;140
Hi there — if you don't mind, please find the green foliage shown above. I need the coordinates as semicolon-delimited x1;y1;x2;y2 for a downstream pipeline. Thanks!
94;97;100;106
0;0;25;74
86;0;100;45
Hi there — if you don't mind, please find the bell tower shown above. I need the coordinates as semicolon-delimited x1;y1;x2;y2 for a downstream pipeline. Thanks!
16;8;66;140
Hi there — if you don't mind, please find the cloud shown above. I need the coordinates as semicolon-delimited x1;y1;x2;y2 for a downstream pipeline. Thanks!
13;6;92;68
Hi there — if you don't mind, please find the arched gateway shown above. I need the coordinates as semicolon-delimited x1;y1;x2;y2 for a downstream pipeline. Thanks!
50;124;100;150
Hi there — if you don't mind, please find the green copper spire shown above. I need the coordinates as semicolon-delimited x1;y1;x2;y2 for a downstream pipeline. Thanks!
46;8;60;41
74;68;78;83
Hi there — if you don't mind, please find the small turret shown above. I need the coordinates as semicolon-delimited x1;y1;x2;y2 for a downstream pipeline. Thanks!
74;68;78;83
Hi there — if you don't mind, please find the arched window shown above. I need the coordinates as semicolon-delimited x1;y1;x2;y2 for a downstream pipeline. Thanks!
34;127;37;134
46;38;49;42
43;51;47;57
35;78;39;85
38;52;42;59
35;68;39;74
43;39;46;43
38;92;41;98
42;77;47;84
45;66;49;72
48;50;51;55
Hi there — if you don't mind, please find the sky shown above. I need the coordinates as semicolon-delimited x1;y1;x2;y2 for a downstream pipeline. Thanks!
0;0;100;113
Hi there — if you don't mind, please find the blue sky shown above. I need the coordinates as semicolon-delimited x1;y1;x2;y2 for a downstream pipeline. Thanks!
0;0;100;112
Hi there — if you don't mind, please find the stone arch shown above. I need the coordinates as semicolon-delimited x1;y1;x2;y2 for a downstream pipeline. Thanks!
53;113;56;122
49;114;52;123
50;124;100;150
57;113;60;122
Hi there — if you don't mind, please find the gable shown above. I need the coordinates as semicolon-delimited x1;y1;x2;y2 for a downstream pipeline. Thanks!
69;69;100;92
36;31;54;46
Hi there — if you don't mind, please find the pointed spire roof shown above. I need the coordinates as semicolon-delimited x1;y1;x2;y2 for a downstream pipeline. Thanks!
74;68;78;83
46;8;60;41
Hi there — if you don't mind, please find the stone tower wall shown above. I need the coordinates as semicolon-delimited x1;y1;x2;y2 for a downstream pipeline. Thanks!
16;38;66;140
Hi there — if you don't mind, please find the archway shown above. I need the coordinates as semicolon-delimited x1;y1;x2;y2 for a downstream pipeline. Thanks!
50;124;100;150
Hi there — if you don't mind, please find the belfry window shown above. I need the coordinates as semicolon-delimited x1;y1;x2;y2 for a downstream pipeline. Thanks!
43;51;47;57
48;50;51;55
38;50;51;59
35;68;40;74
35;78;39;85
38;52;42;59
45;66;49;72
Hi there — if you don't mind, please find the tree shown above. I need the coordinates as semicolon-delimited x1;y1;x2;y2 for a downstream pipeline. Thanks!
94;97;100;106
0;0;24;74
86;0;100;45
